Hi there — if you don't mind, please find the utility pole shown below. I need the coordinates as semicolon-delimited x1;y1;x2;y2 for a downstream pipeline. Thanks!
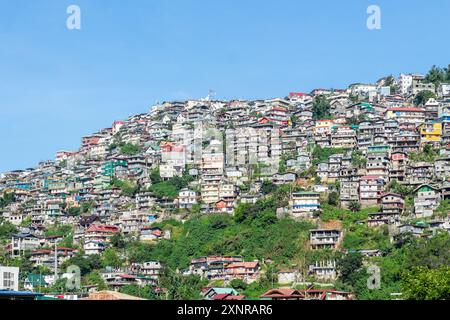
54;242;58;281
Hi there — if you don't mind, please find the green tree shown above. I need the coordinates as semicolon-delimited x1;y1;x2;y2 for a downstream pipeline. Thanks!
348;201;361;212
401;266;450;300
84;270;108;290
230;279;248;291
0;220;18;239
312;95;331;120
351;150;367;169
67;207;81;216
337;252;363;287
120;143;141;156
328;192;339;206
110;233;126;249
0;193;15;208
120;284;159;300
102;248;122;269
424;65;446;88
260;181;277;195
150;167;162;184
414;90;436;106
159;268;207;300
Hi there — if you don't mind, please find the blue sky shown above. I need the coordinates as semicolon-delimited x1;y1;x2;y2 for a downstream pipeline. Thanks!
0;0;449;172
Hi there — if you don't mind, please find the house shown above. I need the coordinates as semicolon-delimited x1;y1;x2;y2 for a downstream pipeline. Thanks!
177;188;198;209
379;193;405;215
0;266;19;291
29;247;77;270
212;293;246;300
84;241;106;255
225;261;260;283
10;233;41;258
260;289;305;300
0;290;43;300
290;192;321;218
413;184;441;218
308;260;337;281
398;222;430;238
310;229;342;250
410;80;435;95
369;193;404;227
271;172;297;185
419;122;442;145
277;270;300;285
140;227;163;241
407;162;434;186
215;199;235;213
385;107;425;125
340;180;360;209
299;289;353;300
359;176;385;208
438;83;450;98
203;288;239;300
330;126;357;149
24;273;49;292
85;224;120;243
130;261;163;279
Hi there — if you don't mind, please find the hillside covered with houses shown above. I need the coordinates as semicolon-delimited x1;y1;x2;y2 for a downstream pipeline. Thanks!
1;65;450;300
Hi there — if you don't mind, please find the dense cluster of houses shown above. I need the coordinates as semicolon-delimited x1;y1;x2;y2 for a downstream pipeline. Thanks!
1;72;450;297
184;256;260;283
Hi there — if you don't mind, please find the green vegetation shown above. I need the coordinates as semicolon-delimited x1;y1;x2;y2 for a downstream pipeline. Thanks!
150;167;162;184
423;64;450;88
414;90;437;106
44;224;73;238
111;178;139;197
351;150;367;169
312;95;331;120
125;210;315;272
348;201;362;212
0;193;15;208
149;173;194;199
386;180;413;197
120;143;141;156
327;191;339;206
335;232;450;300
401;266;450;300
0;219;17;240
260;181;277;195
62;254;102;276
159;269;208;300
409;144;440;163
435;200;450;218
312;146;345;165
101;248;123;268
120;284;160;300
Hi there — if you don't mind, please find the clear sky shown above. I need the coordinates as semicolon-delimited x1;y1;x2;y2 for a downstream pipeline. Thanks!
1;0;449;172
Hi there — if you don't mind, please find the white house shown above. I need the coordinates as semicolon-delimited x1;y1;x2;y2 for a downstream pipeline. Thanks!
177;188;198;209
0;266;19;291
83;241;106;255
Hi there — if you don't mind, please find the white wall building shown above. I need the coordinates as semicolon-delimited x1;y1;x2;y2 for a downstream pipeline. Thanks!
0;266;19;291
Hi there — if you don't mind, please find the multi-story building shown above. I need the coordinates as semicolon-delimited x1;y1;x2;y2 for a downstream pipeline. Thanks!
413;184;441;218
359;176;385;208
0;266;19;291
290;192;321;218
310;229;342;250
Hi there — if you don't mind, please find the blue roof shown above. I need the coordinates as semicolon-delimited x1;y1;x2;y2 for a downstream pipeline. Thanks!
0;290;44;297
